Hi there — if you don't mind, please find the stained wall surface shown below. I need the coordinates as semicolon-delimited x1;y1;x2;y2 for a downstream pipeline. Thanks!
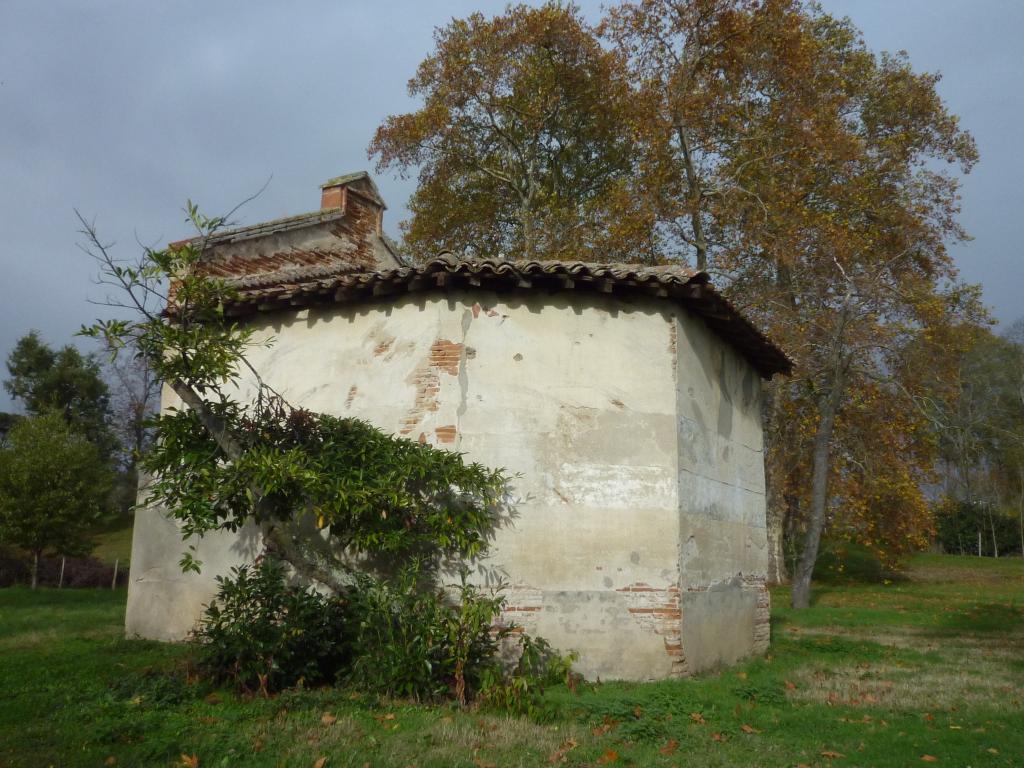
126;288;768;679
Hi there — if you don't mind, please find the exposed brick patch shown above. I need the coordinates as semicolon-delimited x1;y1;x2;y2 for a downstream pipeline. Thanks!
497;585;544;633
373;338;394;356
429;339;463;375
344;385;358;409
618;582;685;675
743;574;771;653
399;339;464;436
434;425;458;444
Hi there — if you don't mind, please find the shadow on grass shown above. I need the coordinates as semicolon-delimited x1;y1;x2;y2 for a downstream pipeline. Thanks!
931;600;1023;634
812;542;909;585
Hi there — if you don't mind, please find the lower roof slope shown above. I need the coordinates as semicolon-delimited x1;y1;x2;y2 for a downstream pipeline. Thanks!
215;256;792;379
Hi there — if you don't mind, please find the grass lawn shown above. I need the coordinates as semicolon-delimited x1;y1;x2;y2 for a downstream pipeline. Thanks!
1;554;1021;767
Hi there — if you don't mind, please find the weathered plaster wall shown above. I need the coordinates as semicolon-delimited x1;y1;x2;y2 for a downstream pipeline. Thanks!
126;288;768;679
125;463;263;640
673;313;770;672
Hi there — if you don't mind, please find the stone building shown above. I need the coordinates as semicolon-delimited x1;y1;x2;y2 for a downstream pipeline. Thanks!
126;171;792;681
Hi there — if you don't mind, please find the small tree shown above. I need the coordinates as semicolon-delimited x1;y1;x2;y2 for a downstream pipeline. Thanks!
78;203;510;597
0;411;112;588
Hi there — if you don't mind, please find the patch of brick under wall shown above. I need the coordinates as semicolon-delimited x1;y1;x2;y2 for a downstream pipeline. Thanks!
675;575;771;675
400;338;463;437
743;574;771;654
617;582;686;675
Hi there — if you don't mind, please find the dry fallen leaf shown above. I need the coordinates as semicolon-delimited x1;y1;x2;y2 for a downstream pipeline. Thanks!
690;712;706;725
820;750;845;759
597;748;619;764
785;680;798;691
711;731;727;743
547;738;578;764
633;705;643;719
658;739;679;756
178;755;200;768
592;718;617;736
735;671;748;680
104;758;117;767
987;748;999;755
313;758;327;768
321;713;337;726
740;723;761;734
920;756;938;763
204;693;221;705
253;737;265;753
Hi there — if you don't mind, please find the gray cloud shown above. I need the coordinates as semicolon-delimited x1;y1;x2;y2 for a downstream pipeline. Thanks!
1;0;1019;411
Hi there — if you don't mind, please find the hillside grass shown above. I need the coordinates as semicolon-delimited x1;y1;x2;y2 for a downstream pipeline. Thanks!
1;553;1021;767
90;519;134;566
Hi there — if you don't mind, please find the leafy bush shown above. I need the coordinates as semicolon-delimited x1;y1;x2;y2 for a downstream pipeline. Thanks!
195;558;350;694
196;556;578;708
478;634;580;719
345;562;510;703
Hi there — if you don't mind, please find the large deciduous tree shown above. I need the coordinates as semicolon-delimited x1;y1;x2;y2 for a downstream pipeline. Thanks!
606;0;983;606
606;0;979;606
0;411;112;588
376;0;982;605
369;2;658;262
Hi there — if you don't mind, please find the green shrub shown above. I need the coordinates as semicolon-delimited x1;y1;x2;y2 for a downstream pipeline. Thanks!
344;561;510;703
196;556;577;708
478;634;580;719
195;558;351;694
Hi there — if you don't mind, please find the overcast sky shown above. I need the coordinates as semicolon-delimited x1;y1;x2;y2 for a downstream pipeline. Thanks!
1;1;1021;411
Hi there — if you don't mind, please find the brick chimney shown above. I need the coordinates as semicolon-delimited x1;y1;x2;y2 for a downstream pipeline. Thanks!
320;171;386;236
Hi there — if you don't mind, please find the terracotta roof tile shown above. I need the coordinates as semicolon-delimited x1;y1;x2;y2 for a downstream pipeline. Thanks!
217;256;792;378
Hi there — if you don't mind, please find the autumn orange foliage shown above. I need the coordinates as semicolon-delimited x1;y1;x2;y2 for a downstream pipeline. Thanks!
372;0;984;606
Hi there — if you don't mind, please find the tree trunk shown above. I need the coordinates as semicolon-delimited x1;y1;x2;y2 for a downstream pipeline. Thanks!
763;381;788;584
1018;465;1023;557
791;381;843;609
30;550;40;590
990;508;999;558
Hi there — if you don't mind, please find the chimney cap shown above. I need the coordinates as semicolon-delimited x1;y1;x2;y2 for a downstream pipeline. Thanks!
319;170;386;210
319;170;371;189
